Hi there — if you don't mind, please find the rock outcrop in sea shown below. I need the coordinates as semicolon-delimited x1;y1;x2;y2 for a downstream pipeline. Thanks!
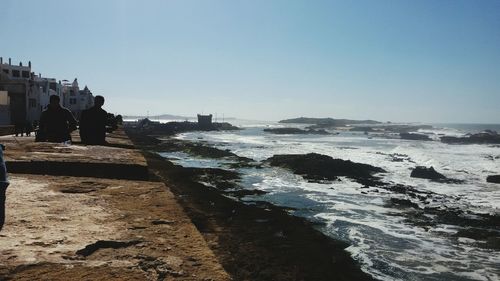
411;166;445;180
486;175;500;184
400;133;431;141
441;130;500;144
263;128;330;135
265;153;386;186
410;166;463;184
134;118;239;135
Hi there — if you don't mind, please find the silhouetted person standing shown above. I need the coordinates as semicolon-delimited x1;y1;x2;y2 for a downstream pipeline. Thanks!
39;95;78;143
79;95;108;145
25;121;33;136
0;144;8;232
14;121;24;137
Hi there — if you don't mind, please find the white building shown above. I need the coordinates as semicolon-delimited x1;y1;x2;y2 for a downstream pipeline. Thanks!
61;78;95;119
0;57;32;80
63;78;80;117
79;85;94;114
1;57;96;125
0;90;10;125
28;76;64;122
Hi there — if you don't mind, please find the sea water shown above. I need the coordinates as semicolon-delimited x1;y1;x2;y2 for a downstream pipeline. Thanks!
159;121;500;281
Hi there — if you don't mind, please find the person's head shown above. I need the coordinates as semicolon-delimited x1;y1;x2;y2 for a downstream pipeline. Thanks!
49;95;61;109
94;95;105;108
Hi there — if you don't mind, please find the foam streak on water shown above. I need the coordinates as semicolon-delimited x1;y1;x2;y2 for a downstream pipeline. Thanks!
166;122;500;281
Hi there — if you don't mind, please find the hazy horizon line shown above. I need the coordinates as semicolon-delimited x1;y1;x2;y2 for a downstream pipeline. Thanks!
122;114;500;125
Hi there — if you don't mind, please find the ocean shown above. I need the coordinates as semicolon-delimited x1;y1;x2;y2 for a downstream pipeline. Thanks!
158;120;499;281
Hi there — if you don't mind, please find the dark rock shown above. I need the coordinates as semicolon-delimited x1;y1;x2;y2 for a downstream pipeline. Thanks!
76;240;142;256
410;166;464;184
349;125;433;134
349;127;375;132
151;219;175;225
411;166;446;180
263;128;330;135
155;139;254;165
190;167;241;190
487;175;500;183
265;153;385;186
454;227;499;241
133;118;240;135
388;153;414;163
486;236;500;250
226;162;262;169
400;133;431;141
424;207;500;228
229;189;267;198
389;198;420;209
441;130;500;144
402;210;436;228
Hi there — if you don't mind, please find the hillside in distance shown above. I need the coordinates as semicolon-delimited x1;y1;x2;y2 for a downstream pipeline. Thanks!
279;117;382;126
124;114;193;120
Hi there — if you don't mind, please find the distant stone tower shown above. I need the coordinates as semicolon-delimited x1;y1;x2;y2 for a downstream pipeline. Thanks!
197;114;213;130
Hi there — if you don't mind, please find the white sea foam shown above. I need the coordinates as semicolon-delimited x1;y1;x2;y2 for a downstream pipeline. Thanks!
166;124;500;281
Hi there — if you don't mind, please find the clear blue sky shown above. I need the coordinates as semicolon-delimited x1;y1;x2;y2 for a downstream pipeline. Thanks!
1;0;499;123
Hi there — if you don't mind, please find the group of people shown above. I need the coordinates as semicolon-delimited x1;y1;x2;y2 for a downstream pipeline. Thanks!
37;95;109;144
14;120;35;137
2;95;109;231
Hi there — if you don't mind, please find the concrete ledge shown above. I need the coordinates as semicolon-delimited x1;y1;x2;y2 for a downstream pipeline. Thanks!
6;161;148;180
0;129;230;280
1;129;148;181
0;174;230;280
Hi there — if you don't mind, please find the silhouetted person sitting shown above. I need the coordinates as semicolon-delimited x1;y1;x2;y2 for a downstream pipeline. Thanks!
38;95;78;143
79;95;108;145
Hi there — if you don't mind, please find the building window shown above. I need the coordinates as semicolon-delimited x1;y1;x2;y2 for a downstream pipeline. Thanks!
70;98;77;105
70;90;75;96
12;70;20;77
22;71;30;78
2;69;8;74
29;98;37;108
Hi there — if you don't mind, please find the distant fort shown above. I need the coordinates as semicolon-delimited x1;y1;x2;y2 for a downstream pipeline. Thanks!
197;114;212;130
129;113;238;135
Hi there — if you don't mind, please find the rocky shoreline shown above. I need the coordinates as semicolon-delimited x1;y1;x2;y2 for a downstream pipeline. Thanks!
133;118;240;136
440;130;500;144
124;119;500;280
126;128;376;281
137;129;500;251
